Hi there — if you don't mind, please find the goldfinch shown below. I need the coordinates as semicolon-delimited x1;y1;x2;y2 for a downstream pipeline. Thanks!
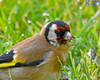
0;21;74;80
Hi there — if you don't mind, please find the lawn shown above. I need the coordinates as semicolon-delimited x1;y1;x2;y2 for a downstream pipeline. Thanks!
0;0;100;80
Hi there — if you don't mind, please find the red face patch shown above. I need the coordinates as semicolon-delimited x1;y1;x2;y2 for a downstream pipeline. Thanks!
57;38;67;45
56;26;66;32
66;25;70;32
55;24;70;45
56;25;70;32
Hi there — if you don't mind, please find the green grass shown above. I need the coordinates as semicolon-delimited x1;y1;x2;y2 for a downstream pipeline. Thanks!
0;0;100;80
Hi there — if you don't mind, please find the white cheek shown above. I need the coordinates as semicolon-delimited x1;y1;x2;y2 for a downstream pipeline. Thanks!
47;24;57;41
51;24;57;30
48;31;56;40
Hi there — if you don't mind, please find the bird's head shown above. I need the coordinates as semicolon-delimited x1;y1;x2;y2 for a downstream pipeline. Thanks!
41;21;75;46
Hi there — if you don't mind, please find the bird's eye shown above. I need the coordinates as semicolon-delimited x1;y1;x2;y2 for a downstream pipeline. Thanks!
63;32;67;37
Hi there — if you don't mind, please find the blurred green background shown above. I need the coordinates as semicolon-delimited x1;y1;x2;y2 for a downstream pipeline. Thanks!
0;0;100;80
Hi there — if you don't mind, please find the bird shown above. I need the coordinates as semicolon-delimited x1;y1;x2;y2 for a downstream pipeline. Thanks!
0;21;74;80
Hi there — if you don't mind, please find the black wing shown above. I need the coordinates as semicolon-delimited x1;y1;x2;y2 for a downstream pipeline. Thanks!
0;50;44;68
0;50;14;63
14;59;44;67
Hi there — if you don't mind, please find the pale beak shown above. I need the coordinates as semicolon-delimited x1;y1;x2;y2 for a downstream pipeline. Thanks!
64;32;75;41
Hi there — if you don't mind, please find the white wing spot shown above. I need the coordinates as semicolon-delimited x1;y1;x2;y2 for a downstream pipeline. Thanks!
13;50;17;53
13;54;17;59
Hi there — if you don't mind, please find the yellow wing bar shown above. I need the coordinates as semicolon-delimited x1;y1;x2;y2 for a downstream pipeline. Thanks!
0;61;16;68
